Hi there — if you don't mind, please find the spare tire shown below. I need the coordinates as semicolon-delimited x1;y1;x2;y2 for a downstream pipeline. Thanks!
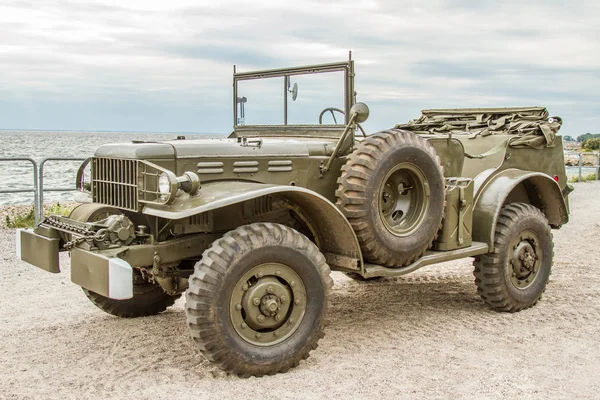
335;129;445;267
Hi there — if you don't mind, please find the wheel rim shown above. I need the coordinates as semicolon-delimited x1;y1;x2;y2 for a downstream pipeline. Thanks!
230;263;307;347
379;163;428;236
509;229;542;289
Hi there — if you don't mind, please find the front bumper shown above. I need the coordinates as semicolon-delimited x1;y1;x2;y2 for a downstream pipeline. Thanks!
16;229;133;300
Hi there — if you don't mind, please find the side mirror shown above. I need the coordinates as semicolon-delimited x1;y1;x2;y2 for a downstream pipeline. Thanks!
350;102;369;123
290;82;298;101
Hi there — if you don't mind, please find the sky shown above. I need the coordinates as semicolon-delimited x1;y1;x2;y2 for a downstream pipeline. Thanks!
0;0;598;137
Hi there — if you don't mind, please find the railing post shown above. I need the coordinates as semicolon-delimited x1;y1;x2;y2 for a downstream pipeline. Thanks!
38;158;46;223
596;153;599;181
578;153;582;182
33;162;39;226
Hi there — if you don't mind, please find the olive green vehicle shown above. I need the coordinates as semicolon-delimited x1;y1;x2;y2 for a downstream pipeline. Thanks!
17;56;572;377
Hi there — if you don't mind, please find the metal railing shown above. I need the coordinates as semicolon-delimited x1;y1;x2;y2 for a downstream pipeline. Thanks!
565;152;600;182
0;158;39;224
37;157;87;222
0;157;85;225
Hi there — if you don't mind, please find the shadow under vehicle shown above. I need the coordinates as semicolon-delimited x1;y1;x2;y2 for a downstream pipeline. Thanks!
17;54;572;377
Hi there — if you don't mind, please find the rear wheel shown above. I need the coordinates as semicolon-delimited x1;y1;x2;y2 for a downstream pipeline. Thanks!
186;223;332;377
473;203;553;312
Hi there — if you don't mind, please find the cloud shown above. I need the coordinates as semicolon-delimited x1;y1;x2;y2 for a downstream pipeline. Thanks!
0;0;598;136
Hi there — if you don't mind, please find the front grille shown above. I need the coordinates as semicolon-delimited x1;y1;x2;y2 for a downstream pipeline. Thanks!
92;158;139;211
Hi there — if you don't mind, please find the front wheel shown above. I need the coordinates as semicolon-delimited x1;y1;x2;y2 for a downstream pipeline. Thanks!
473;203;553;312
82;277;181;318
72;204;180;318
186;223;333;377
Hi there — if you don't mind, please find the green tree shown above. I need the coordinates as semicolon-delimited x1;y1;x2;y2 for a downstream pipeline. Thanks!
582;138;600;150
578;133;600;142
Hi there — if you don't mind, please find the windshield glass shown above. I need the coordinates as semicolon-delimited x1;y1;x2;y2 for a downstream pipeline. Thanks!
235;70;346;126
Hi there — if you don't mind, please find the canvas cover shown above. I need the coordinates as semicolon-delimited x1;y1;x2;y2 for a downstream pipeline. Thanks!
395;107;562;149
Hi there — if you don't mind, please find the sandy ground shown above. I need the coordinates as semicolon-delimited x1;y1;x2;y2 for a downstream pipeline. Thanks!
1;182;599;400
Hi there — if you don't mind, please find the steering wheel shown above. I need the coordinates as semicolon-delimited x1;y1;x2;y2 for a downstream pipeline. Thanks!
318;107;367;138
319;107;345;124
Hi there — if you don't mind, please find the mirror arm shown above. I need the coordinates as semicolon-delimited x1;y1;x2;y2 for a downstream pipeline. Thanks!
320;112;358;176
357;123;367;138
283;75;288;125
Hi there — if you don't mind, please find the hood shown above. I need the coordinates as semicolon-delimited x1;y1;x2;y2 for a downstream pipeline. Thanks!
93;137;330;160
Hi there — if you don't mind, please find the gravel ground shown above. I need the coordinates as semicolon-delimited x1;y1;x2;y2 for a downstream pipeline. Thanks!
1;182;599;399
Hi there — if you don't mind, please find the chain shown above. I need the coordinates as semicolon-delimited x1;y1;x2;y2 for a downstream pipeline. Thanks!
63;236;89;251
43;216;107;251
43;216;96;236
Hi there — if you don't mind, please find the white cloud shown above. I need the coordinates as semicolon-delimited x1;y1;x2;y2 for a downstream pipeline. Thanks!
0;0;598;135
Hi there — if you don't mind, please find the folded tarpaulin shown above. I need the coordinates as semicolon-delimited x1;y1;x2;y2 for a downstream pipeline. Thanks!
394;107;562;149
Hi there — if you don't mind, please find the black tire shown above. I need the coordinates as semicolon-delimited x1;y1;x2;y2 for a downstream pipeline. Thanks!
83;284;180;318
336;129;445;267
72;203;180;318
473;203;553;312
186;223;333;377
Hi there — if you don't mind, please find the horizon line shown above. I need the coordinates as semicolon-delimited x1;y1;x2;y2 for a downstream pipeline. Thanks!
0;128;227;135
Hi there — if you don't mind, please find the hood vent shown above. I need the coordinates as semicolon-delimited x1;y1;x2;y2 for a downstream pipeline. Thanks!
197;161;224;174
233;161;259;173
268;160;293;172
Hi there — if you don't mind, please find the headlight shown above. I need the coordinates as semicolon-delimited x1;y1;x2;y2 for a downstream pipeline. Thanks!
176;171;201;195
153;169;200;204
158;172;171;195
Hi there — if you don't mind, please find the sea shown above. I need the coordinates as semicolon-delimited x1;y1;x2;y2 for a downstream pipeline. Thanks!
0;130;222;205
0;130;590;206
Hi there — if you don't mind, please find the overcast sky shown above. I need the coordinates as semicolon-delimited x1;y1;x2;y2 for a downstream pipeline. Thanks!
1;0;598;137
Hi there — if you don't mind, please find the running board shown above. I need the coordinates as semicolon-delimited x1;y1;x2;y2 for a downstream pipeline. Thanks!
362;241;489;279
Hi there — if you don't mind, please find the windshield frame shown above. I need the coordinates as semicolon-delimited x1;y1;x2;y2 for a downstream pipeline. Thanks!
232;59;355;135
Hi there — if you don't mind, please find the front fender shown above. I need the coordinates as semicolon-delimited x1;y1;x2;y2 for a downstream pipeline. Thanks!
473;169;569;249
143;181;363;271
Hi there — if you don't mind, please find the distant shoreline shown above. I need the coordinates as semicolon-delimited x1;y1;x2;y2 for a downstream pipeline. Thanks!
0;129;225;135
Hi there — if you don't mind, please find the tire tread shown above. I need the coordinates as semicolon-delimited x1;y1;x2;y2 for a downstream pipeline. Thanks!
336;129;445;267
473;203;554;312
186;223;333;377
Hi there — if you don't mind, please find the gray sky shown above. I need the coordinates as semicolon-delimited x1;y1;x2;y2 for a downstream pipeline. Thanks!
1;0;598;137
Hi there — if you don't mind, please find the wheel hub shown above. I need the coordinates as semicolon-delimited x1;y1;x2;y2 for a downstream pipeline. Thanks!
510;232;541;287
260;295;280;316
513;242;536;277
378;163;428;237
241;277;291;330
230;263;307;346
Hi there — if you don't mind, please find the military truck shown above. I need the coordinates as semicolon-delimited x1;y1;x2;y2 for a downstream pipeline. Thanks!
17;55;571;377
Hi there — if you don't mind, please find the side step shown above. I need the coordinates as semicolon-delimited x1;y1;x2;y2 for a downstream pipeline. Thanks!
362;241;489;279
